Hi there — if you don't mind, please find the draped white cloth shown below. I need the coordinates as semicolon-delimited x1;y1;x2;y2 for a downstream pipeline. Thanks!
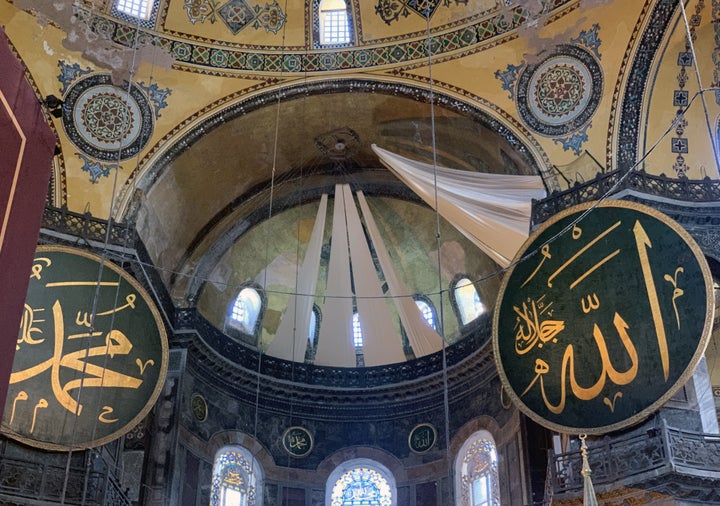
343;186;407;366
371;145;547;267
267;194;328;362
357;192;444;357
314;185;356;367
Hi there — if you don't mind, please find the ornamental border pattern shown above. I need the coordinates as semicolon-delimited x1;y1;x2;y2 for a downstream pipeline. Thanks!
616;0;677;172
81;0;574;74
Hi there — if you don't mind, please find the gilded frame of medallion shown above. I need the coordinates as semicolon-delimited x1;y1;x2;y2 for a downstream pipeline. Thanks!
408;422;438;455
281;426;314;458
492;200;715;435
2;245;169;451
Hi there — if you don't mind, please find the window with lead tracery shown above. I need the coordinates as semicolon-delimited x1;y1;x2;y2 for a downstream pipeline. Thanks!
327;459;396;506
210;447;262;506
455;431;500;506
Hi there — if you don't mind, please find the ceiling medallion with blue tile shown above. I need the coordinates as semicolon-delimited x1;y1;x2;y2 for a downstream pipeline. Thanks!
375;0;465;25
215;0;286;35
218;0;255;35
515;44;603;137
61;74;154;162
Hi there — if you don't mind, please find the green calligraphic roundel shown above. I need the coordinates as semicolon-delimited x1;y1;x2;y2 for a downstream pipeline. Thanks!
282;426;313;458
1;246;168;450
493;201;714;434
408;423;437;454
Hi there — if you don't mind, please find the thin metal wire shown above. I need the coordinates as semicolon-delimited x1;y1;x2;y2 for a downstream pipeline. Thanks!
60;8;146;504
422;5;454;497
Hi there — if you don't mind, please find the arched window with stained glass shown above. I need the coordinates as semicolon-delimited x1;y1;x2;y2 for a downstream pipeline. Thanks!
455;430;500;506
326;458;396;506
210;446;263;506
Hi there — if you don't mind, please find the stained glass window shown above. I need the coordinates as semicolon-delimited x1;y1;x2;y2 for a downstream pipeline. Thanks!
453;277;486;325
455;431;500;506
228;287;262;335
330;465;396;506
210;447;262;506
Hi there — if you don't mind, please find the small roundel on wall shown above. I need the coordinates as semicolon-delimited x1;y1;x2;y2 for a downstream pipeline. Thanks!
62;73;154;162
191;393;208;422
516;44;603;137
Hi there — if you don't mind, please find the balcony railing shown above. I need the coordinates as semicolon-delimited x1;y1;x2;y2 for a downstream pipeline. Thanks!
42;205;136;247
533;169;720;226
0;453;130;505
550;421;720;496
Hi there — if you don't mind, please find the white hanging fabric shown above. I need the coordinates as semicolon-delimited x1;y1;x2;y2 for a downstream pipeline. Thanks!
343;185;407;366
314;185;356;367
357;191;444;357
371;144;547;267
267;194;328;362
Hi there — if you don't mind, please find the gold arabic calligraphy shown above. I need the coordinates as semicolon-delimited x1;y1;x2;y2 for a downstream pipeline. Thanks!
514;220;685;415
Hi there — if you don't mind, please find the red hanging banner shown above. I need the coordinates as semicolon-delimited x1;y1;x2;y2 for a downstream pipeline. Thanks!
0;27;56;419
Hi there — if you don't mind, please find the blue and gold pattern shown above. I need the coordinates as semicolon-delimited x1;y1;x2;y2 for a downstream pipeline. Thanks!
496;25;603;152
375;0;468;26
58;62;171;181
78;0;572;74
184;0;285;34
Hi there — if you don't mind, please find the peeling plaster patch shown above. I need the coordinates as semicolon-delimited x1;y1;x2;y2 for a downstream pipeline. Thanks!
14;0;173;83
43;40;55;55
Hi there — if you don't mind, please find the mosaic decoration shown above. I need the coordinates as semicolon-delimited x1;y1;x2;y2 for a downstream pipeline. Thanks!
497;25;602;152
282;426;313;457
1;246;168;450
187;0;286;35
375;0;468;25
81;0;572;73
331;467;392;506
494;201;714;433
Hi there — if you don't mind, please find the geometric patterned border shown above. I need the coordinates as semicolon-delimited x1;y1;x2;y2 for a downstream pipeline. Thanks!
616;0;676;172
79;0;573;74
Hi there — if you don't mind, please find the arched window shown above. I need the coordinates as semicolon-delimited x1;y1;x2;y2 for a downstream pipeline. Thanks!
352;311;363;348
326;458;396;506
415;298;437;330
315;0;353;47
210;447;263;506
455;431;500;506
227;287;262;336
453;277;486;325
